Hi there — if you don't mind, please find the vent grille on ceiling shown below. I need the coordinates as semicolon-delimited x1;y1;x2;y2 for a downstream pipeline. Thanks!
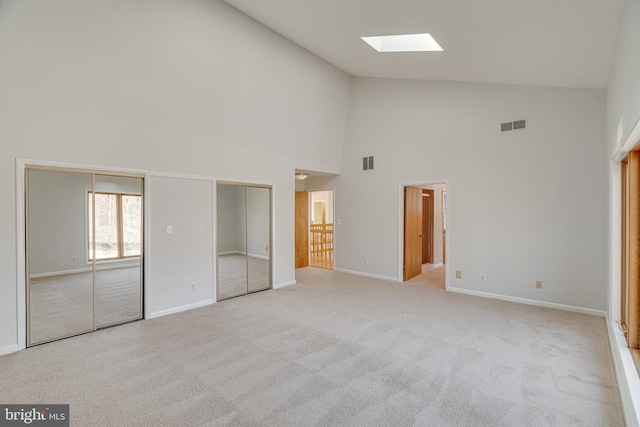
363;156;374;171
501;119;526;132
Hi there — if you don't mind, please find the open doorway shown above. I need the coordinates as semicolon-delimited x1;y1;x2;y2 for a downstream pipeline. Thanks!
309;190;334;270
401;182;447;288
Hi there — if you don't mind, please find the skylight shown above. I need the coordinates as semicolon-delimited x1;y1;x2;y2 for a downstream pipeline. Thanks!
361;33;443;53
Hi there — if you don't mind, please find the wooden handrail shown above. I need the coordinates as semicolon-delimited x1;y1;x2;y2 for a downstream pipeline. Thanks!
310;223;333;259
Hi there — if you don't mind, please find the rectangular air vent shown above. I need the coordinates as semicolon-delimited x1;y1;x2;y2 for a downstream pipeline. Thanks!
513;119;526;130
501;119;526;132
363;156;374;171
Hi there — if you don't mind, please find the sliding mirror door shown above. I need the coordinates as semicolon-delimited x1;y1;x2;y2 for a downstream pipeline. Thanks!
93;175;143;328
28;170;95;345
27;168;144;346
247;187;271;293
217;183;271;300
217;184;248;300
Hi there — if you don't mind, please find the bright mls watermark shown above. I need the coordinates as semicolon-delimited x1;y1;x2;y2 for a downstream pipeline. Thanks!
0;405;68;426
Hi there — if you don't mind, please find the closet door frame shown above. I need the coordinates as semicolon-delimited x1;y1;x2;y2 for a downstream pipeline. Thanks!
216;181;272;301
16;159;147;350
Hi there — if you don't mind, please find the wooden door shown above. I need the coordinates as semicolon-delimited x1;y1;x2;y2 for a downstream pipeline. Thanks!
404;186;423;281
422;189;434;264
295;191;309;268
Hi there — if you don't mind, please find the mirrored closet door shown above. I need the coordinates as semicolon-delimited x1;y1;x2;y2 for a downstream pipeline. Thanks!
217;183;271;300
27;167;144;346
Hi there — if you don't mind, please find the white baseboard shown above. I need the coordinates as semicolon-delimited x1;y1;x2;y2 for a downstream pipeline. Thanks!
334;268;398;283
219;251;269;260
607;319;640;427
30;267;91;279
447;286;607;317
273;280;296;289
0;344;18;356
146;299;215;319
30;263;139;279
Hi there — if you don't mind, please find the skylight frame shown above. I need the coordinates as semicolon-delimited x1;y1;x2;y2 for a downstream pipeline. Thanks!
361;33;443;53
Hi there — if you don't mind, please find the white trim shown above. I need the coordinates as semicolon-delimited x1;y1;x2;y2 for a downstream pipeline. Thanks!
30;263;139;279
609;115;640;427
211;181;218;304
19;158;148;176
334;268;398;283
273;280;296;289
398;180;450;290
148;171;216;182
607;318;640;427
0;344;19;356
16;159;27;351
146;299;215;319
215;176;275;188
16;158;151;353
30;267;91;279
447;286;606;317
218;251;269;260
612;116;640;161
218;250;244;256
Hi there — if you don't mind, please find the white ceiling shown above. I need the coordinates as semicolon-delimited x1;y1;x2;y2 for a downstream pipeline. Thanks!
223;0;626;89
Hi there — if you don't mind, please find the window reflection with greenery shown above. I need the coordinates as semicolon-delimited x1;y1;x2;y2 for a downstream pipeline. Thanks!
88;192;141;261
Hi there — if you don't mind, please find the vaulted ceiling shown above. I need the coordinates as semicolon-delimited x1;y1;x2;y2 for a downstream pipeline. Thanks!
223;0;626;89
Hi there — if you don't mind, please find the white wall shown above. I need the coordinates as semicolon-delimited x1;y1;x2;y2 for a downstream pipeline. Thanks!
247;187;270;259
310;190;334;224
335;78;607;311
217;184;246;254
606;0;640;425
147;176;214;316
607;0;640;157
0;0;350;352
28;171;142;276
28;170;93;276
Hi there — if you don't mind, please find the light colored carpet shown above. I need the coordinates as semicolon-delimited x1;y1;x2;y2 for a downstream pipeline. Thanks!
3;267;622;426
219;254;270;300
408;263;446;289
29;266;142;345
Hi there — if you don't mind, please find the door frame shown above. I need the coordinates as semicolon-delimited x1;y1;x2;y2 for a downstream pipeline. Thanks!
422;189;435;264
306;187;336;270
16;158;149;352
397;180;449;287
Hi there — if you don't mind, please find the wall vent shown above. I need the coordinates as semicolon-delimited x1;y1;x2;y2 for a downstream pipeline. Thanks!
513;119;526;130
363;156;374;171
501;119;526;132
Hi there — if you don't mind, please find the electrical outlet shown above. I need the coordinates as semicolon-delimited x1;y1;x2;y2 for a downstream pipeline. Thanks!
536;281;542;289
456;270;462;279
191;283;196;291
480;274;486;282
71;256;76;262
364;259;368;265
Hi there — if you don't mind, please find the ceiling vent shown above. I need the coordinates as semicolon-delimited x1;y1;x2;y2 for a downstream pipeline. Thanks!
501;119;526;132
363;156;374;171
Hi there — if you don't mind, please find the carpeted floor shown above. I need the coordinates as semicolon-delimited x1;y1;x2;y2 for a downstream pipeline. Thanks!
218;254;270;300
29;266;142;345
2;267;623;426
